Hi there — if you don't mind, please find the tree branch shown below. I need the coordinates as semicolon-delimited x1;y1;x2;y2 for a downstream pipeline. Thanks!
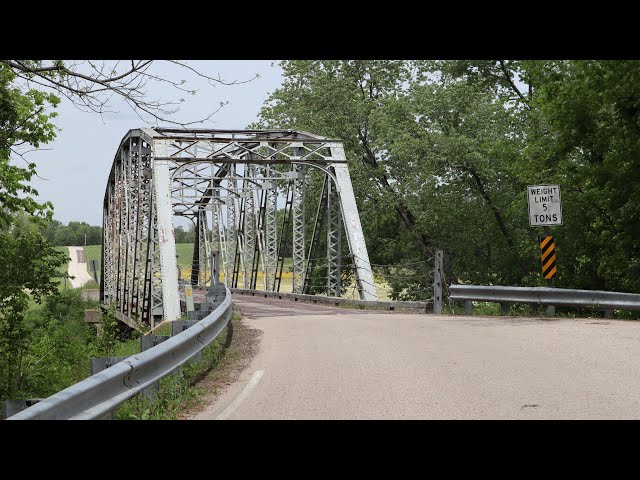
2;60;256;128
0;107;43;145
451;163;528;277
498;60;525;102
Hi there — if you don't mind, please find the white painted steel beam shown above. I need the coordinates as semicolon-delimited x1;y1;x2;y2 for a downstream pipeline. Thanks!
330;145;377;301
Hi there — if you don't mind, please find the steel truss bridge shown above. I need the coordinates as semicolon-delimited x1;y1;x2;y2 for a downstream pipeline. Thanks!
101;128;376;329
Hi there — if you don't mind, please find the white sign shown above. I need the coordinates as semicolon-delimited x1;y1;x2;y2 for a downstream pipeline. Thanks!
527;184;562;227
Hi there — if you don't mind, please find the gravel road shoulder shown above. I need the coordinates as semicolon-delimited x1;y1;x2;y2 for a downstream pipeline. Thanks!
179;307;262;419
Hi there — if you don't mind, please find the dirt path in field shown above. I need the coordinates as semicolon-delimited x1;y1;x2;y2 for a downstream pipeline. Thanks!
67;246;94;288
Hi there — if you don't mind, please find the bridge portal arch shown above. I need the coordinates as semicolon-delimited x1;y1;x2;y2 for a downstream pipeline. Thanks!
101;128;375;328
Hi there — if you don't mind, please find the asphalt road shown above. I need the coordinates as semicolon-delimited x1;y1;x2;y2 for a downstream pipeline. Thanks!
193;296;640;420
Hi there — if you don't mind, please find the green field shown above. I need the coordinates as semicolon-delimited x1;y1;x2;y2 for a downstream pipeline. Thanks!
56;244;193;281
55;245;397;299
57;244;300;291
54;246;71;275
83;245;102;280
176;243;194;268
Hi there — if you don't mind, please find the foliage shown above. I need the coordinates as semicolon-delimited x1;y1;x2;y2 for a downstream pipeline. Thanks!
1;288;99;402
40;220;102;246
174;224;196;244
0;214;69;399
95;305;121;357
114;318;232;420
526;61;640;292
0;63;69;399
256;60;640;297
0;64;59;228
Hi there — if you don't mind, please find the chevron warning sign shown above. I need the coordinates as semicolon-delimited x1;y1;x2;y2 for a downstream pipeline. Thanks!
539;235;557;280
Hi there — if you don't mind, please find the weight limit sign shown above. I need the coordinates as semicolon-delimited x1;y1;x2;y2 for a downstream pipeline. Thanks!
539;235;557;280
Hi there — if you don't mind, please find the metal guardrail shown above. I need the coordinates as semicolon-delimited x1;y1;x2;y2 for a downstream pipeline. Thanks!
449;284;640;314
231;288;434;313
8;287;233;420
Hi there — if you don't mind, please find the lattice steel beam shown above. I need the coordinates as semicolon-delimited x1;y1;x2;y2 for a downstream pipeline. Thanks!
264;165;278;291
292;162;306;294
327;172;342;297
241;167;256;289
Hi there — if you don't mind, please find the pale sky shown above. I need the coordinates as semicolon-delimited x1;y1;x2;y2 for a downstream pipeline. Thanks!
23;60;528;228
26;60;285;225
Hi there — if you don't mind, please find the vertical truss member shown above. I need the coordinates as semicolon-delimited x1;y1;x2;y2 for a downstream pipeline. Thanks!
292;161;306;294
274;176;294;292
252;164;268;290
326;169;343;297
241;166;256;289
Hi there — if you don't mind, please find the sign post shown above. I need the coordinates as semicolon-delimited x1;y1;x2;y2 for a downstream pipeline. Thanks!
527;185;562;315
90;259;99;285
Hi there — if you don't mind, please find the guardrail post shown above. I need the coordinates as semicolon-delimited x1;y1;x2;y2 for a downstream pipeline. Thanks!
464;300;473;315
90;356;129;419
602;309;613;319
172;320;202;363
545;305;555;317
500;302;510;315
3;399;43;419
433;250;443;314
140;335;170;399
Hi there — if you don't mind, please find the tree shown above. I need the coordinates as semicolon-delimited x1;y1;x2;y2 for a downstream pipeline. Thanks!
254;61;435;262
371;68;535;286
433;60;640;293
174;224;196;244
255;61;539;297
1;60;257;126
1;60;258;228
524;61;640;292
0;213;68;399
0;60;255;400
0;64;59;227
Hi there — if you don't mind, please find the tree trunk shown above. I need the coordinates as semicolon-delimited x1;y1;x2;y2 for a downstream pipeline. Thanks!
357;130;433;259
454;164;528;277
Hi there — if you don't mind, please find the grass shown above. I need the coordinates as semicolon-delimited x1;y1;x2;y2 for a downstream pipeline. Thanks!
83;245;102;280
54;246;71;275
113;313;236;420
152;322;173;336
112;332;143;357
440;300;640;319
176;243;194;268
58;243;403;301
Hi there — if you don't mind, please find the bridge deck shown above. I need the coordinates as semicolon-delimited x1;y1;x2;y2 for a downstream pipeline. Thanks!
190;295;640;420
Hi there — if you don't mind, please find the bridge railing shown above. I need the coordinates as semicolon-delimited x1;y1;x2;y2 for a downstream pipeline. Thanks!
448;284;640;316
231;288;434;313
7;288;233;420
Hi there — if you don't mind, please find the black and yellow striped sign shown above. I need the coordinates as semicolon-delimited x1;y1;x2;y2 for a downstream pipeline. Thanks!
539;235;557;280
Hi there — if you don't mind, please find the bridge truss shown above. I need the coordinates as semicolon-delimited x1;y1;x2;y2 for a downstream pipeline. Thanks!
101;128;376;328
